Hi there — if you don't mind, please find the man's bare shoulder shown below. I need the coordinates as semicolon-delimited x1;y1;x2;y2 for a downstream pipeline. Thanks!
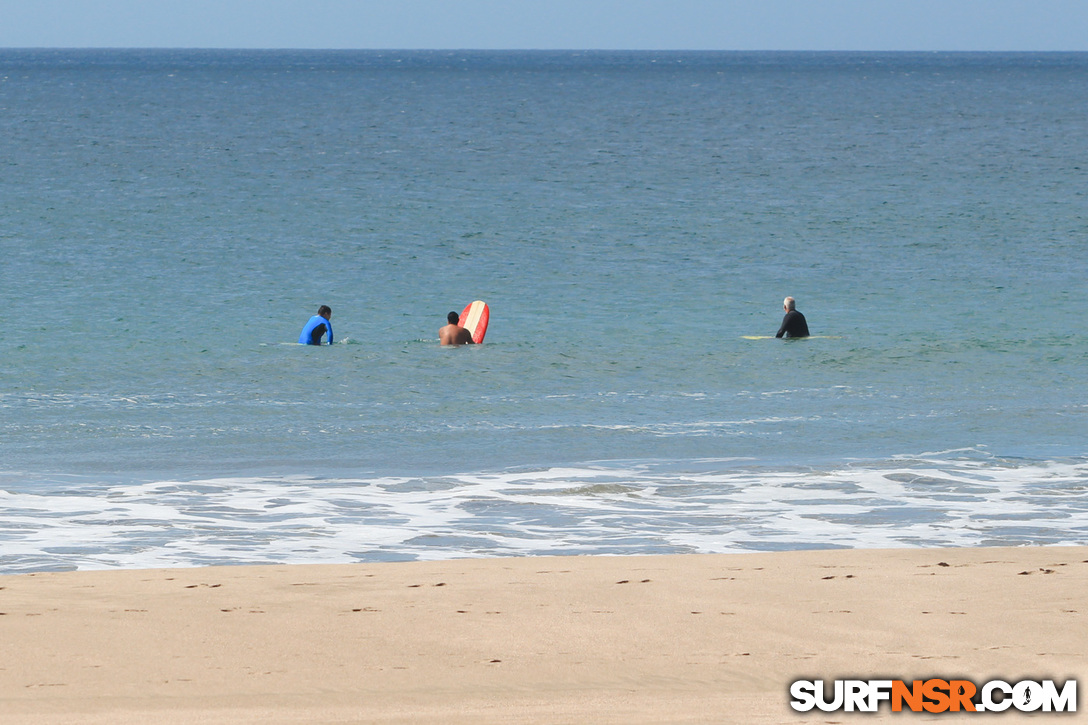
440;324;473;345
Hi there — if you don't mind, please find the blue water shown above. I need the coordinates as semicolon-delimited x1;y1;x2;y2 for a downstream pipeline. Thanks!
2;50;1086;572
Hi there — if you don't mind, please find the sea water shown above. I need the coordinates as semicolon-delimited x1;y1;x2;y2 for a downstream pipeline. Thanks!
1;50;1086;572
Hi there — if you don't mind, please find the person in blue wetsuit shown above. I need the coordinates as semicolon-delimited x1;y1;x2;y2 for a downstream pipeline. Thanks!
299;305;333;345
775;296;810;338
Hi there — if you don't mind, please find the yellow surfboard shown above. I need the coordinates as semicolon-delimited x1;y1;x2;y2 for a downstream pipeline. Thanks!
742;335;841;340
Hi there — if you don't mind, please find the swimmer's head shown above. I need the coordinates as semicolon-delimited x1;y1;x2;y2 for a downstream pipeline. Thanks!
318;305;332;318
448;311;459;324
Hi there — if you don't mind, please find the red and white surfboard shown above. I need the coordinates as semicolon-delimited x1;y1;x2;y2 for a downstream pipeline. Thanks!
459;300;490;343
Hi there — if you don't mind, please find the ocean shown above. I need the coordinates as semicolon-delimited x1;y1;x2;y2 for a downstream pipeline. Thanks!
1;50;1086;572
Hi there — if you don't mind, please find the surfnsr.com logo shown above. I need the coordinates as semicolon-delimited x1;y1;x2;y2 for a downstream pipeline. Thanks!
789;678;1077;713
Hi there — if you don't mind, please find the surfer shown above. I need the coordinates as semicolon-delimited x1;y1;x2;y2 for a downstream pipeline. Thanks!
775;297;810;338
439;311;475;346
298;305;334;345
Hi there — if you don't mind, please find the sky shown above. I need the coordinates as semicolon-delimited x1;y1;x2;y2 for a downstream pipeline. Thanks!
0;0;1086;51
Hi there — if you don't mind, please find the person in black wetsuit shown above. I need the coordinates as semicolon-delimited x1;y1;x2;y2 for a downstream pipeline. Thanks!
775;296;810;338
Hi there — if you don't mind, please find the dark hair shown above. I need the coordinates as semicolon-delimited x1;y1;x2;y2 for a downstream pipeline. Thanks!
447;311;459;324
318;305;332;317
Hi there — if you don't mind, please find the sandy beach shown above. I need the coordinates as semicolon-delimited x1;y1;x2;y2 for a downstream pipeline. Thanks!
2;546;1085;723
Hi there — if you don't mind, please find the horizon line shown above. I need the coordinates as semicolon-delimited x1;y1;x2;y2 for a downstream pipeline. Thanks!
4;46;1087;53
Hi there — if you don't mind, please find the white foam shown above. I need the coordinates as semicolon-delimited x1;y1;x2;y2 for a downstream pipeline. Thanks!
1;453;1085;572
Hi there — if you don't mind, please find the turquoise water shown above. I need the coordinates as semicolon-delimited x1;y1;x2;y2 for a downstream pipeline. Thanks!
2;51;1086;571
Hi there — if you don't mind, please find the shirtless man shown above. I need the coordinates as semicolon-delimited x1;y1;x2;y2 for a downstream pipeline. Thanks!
439;311;475;346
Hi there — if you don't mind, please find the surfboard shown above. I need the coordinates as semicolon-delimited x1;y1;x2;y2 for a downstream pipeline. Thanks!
742;335;841;340
460;300;490;343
